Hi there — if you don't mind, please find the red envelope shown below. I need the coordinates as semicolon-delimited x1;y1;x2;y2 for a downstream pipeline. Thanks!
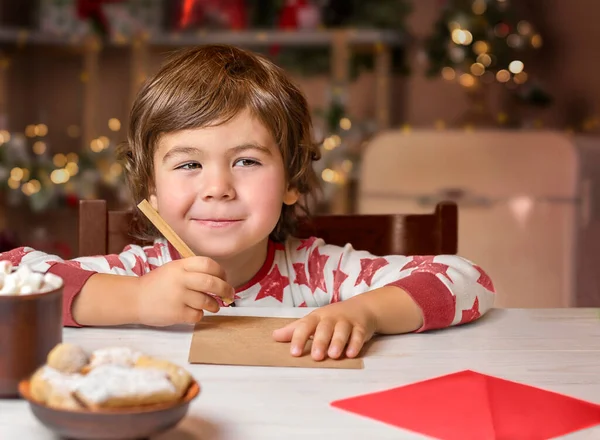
331;370;600;440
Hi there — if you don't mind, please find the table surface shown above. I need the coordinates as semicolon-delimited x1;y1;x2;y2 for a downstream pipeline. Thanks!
1;307;599;440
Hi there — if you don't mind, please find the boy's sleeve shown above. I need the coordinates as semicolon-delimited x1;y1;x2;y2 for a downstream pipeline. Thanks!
290;237;495;332
0;242;172;327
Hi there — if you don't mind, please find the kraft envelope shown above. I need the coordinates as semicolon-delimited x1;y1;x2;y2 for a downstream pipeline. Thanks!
189;316;364;369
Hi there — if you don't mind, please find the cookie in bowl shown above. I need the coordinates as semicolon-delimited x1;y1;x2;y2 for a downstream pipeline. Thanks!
19;343;199;440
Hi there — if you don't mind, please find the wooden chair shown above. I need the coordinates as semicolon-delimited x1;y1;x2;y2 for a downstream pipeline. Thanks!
78;200;458;257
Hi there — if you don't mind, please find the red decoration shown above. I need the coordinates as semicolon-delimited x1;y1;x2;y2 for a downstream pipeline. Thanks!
332;370;600;439
76;0;124;35
176;0;247;31
65;193;79;208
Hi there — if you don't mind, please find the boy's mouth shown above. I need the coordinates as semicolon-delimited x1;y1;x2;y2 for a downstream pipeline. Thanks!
193;219;242;228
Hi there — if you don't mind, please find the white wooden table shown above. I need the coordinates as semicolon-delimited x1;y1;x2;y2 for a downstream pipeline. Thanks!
1;308;599;439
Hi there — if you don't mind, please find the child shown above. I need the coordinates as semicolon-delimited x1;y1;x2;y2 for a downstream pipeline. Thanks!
0;45;495;361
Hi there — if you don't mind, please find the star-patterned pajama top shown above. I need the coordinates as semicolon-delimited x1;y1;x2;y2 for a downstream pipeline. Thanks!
0;236;495;330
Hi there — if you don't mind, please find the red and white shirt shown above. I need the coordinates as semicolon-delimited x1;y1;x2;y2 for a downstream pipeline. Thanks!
0;237;495;330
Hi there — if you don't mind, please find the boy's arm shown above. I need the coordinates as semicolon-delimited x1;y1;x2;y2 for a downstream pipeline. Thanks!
291;238;495;333
71;273;141;326
0;242;173;326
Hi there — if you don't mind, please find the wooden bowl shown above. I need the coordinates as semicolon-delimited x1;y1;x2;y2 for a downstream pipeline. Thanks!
0;277;63;398
19;379;200;439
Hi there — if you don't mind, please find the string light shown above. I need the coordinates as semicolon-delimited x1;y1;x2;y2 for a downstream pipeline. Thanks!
470;63;485;76
459;73;476;87
90;138;104;153
33;141;47;155
35;124;48;137
339;118;352;130
10;167;24;181
451;29;473;45
53;153;68;168
508;60;524;74
50;169;70;184
477;53;492;67
25;125;37;138
98;136;110;149
108;118;121;131
473;41;489;55
65;162;79;177
514;71;528;84
7;178;20;189
0;130;10;143
442;67;456;80
472;0;486;15
496;69;511;83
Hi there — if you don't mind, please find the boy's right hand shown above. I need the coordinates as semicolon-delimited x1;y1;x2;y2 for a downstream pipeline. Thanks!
135;257;234;327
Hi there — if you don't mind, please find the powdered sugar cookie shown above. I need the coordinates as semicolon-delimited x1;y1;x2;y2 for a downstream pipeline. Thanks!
73;364;178;410
47;343;89;374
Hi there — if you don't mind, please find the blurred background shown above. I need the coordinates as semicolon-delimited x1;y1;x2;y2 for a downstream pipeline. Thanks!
1;0;599;308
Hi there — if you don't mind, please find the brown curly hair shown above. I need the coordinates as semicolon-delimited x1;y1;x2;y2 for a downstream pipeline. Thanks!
117;44;321;242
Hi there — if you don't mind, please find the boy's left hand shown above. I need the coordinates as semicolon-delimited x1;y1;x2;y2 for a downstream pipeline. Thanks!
272;298;376;361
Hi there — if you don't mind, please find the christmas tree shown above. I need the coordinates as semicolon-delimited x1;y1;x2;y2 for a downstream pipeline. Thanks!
424;0;551;111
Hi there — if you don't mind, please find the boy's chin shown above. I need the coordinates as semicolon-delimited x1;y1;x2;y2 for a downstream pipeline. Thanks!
190;237;269;261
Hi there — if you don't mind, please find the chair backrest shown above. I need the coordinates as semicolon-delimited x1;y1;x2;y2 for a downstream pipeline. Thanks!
78;200;458;257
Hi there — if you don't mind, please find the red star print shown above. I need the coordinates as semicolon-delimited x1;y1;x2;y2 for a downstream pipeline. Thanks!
298;301;307;307
459;297;481;325
331;257;348;303
296;236;318;251
1;247;33;266
401;256;453;283
255;266;290;303
62;260;82;269
355;257;389;287
474;265;495;292
131;255;149;276
293;247;329;293
105;255;125;271
144;244;163;260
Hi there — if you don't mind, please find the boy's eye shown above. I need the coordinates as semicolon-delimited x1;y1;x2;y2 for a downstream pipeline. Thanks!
234;158;260;167
176;162;201;170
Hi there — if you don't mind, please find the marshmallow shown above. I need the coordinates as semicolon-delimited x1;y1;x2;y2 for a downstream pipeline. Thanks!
0;260;12;275
0;275;19;295
0;260;63;295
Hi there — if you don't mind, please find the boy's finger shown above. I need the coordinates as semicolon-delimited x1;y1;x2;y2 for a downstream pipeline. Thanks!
272;320;299;342
346;326;367;358
183;272;234;301
328;321;352;359
183;256;227;280
311;320;335;361
181;306;204;324
183;290;220;313
290;317;318;357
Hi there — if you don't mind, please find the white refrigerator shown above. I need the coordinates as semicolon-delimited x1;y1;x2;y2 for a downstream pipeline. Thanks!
356;129;581;308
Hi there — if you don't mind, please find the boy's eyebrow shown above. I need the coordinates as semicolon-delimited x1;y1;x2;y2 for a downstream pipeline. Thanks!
162;146;201;163
162;143;272;163
228;143;273;156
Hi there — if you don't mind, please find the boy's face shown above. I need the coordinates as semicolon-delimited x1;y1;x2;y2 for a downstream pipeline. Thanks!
149;109;298;260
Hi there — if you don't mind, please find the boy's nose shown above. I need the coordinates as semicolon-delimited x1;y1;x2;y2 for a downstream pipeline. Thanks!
200;170;236;201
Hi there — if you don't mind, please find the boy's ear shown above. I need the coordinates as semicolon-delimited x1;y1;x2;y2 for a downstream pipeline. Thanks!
149;193;158;211
283;187;299;206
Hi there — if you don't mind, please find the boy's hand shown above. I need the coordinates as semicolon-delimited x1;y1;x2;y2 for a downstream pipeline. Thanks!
136;257;234;327
272;298;377;361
